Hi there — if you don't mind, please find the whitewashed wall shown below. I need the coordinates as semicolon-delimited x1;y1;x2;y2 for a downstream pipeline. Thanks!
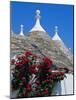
52;73;73;95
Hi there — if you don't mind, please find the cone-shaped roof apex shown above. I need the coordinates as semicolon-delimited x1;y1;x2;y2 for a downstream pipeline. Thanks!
30;10;46;32
52;26;62;41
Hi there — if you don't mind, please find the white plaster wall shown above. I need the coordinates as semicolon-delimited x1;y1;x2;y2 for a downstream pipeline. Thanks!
52;73;73;95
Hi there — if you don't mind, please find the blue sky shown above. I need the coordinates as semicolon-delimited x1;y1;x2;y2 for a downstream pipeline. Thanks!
11;1;74;53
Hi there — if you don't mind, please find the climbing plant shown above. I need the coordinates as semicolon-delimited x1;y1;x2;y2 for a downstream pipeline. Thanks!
11;51;65;98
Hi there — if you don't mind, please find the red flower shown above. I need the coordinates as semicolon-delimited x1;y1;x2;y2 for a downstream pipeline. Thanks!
20;55;26;59
25;51;32;57
60;72;64;75
26;84;31;92
43;57;52;68
21;58;29;65
11;59;15;65
15;62;21;68
29;68;37;74
29;65;38;74
49;74;55;80
43;89;48;95
32;65;37;69
43;79;50;83
36;65;39;69
15;58;29;68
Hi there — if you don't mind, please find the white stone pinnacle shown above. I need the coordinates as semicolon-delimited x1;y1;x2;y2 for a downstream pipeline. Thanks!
55;26;58;33
19;24;24;36
30;10;46;32
11;30;14;35
52;26;61;41
11;30;16;37
69;48;71;50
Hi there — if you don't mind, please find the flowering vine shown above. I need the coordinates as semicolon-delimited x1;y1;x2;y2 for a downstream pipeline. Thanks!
11;51;67;98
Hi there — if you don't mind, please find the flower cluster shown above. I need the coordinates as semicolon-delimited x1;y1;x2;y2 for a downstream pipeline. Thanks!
48;72;64;81
11;51;65;98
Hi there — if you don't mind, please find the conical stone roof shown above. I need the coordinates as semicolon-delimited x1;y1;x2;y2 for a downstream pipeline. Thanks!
52;26;73;63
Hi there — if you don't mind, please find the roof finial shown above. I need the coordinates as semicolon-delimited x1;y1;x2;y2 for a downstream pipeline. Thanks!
29;9;46;32
55;26;58;34
69;48;71;51
36;10;40;19
52;26;61;41
11;29;15;37
11;30;14;35
19;24;24;36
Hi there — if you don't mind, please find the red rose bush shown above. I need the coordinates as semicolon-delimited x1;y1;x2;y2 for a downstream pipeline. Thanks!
11;51;66;98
